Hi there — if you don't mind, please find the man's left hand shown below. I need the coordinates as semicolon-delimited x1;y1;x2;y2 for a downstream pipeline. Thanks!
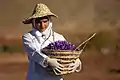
68;58;82;73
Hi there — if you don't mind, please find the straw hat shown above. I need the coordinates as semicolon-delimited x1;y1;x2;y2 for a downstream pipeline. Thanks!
23;3;58;24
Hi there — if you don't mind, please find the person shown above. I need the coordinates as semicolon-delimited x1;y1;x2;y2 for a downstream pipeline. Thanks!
22;3;82;80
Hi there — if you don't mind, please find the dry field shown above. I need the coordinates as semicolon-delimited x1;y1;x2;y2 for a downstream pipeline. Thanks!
0;51;120;80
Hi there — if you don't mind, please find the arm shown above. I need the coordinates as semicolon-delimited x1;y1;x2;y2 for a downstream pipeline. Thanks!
22;35;48;68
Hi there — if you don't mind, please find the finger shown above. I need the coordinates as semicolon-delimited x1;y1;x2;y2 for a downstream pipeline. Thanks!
76;68;81;72
76;64;82;72
56;66;74;71
57;66;73;71
54;68;62;73
57;62;64;68
57;60;64;67
62;64;69;67
68;69;76;73
68;63;75;68
56;65;64;70
68;59;80;68
68;66;77;73
55;68;68;75
53;68;61;75
66;67;76;71
69;60;81;68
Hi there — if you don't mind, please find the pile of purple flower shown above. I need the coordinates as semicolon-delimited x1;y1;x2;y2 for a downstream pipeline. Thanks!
43;40;77;50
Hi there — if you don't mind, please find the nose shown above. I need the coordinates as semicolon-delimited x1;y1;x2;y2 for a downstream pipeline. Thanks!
37;22;44;27
41;22;44;27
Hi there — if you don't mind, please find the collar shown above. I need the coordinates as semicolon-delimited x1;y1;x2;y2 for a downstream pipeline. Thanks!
32;28;42;37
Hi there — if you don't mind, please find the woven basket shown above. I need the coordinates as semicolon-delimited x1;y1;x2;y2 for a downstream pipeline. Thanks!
41;49;83;75
41;33;96;75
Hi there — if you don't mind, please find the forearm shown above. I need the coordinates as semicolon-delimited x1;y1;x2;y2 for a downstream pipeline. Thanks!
22;35;49;68
29;49;48;68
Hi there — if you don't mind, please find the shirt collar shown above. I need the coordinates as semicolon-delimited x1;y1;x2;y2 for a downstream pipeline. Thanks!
32;28;42;37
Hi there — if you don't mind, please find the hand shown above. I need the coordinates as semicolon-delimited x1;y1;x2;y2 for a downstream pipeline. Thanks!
68;58;82;73
46;57;64;69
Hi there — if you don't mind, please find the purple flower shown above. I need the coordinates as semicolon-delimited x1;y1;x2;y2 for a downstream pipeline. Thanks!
43;40;77;50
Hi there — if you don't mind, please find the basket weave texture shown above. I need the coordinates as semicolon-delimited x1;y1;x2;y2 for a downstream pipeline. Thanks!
41;33;96;75
41;49;82;75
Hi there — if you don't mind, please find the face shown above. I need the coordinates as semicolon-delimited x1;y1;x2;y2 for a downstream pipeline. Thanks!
33;16;49;32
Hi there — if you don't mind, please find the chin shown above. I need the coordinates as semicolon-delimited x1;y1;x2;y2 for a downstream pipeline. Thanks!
39;29;45;32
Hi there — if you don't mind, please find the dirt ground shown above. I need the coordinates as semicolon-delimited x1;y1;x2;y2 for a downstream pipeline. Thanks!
0;51;120;80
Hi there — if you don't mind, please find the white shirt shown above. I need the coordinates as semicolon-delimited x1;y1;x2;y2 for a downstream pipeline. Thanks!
22;29;65;80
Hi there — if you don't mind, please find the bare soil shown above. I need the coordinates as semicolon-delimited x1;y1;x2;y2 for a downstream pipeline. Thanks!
0;51;120;80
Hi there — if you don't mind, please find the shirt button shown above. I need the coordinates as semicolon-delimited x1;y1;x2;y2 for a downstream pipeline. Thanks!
42;35;46;39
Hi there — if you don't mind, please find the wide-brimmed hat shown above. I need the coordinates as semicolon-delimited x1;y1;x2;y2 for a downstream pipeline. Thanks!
23;3;58;24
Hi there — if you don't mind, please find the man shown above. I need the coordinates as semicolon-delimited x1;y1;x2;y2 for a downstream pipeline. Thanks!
22;3;82;80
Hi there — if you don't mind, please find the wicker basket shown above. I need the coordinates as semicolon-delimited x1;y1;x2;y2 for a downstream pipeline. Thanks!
41;49;83;75
41;33;96;75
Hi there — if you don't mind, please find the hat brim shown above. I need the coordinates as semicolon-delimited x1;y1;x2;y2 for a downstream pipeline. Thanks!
23;13;58;24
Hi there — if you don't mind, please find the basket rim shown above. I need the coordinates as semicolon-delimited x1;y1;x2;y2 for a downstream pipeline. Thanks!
41;49;80;52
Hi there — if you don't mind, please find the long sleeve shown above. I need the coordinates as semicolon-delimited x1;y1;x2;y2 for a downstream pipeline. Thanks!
22;35;48;68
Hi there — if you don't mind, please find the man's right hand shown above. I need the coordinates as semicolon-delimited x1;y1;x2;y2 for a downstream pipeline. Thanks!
45;57;78;75
46;57;64;70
